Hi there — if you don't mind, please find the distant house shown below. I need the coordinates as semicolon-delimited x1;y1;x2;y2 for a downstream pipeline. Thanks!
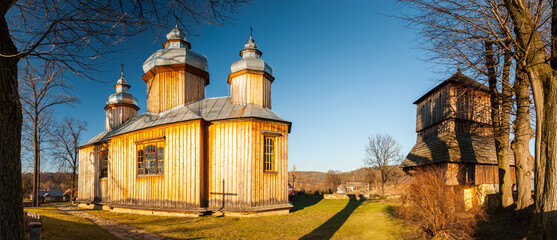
336;182;368;194
336;184;346;194
37;190;64;203
346;182;369;193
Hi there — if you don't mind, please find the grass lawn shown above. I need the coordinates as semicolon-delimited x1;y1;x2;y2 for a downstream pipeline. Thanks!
24;203;117;240
82;197;410;239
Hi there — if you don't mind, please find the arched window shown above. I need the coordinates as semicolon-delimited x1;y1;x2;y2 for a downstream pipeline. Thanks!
136;139;165;175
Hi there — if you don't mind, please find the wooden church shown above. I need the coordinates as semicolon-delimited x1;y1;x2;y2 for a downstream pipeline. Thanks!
401;70;515;204
77;27;292;216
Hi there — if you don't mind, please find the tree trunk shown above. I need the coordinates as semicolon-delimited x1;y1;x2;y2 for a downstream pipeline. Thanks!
380;172;385;196
511;69;533;211
503;0;557;237
539;73;557;238
73;139;77;203
32;114;39;207
500;47;514;208
0;14;24;240
485;40;514;208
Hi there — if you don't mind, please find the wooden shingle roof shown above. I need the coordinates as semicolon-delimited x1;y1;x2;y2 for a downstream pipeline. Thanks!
413;70;489;104
401;132;513;167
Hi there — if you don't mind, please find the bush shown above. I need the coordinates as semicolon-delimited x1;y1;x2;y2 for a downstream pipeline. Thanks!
398;166;485;239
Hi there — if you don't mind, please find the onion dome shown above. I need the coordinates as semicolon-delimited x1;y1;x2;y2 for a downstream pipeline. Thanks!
230;35;273;75
142;27;208;73
105;72;140;109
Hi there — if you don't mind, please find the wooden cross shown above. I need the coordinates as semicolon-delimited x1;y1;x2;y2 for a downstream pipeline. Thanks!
210;179;237;210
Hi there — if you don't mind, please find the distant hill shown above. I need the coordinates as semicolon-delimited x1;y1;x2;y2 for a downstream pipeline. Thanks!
288;167;403;192
22;172;74;199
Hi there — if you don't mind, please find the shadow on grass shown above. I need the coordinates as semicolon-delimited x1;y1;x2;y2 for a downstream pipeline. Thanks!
299;195;364;240
290;196;323;212
39;215;117;240
474;205;531;240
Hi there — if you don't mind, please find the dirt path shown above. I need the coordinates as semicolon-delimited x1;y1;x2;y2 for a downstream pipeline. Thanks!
57;205;169;240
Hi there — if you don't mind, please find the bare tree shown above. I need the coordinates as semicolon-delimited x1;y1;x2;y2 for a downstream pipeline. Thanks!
52;117;86;204
324;170;342;192
1;1;248;238
19;61;77;207
363;133;402;196
291;164;297;192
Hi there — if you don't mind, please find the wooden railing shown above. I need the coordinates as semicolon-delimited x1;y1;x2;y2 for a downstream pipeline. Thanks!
24;211;42;232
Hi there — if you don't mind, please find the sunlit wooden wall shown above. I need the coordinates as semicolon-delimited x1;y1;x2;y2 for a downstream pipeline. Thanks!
229;70;273;109
107;120;203;210
207;119;289;211
143;64;208;113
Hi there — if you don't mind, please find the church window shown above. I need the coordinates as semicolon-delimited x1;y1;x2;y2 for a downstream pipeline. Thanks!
136;139;165;175
99;151;108;178
145;145;157;174
158;147;164;174
137;150;144;175
264;136;276;172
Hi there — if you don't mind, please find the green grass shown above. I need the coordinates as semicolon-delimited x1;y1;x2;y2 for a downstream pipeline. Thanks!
81;197;409;239
24;203;118;240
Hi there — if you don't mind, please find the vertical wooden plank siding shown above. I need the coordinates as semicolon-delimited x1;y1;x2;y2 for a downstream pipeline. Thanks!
229;73;272;109
416;85;449;132
416;84;492;139
207;119;289;211
145;71;205;113
79;117;290;212
78;146;96;202
106;106;137;131
97;121;203;209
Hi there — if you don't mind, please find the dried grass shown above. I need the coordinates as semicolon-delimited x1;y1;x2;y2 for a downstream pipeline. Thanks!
397;166;485;240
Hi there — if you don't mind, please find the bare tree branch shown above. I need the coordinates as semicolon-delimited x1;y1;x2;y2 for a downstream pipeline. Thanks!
363;133;402;196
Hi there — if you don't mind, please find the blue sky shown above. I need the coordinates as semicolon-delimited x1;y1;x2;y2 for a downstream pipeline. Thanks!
56;0;454;172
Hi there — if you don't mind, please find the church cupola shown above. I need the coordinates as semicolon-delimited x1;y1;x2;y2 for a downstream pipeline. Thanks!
142;26;209;113
228;33;274;109
105;71;139;131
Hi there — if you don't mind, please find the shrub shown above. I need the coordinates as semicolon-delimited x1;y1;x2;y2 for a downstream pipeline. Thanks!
398;166;485;239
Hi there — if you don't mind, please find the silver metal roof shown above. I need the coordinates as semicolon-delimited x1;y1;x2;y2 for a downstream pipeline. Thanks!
106;73;139;107
230;36;273;75
143;28;208;73
81;97;290;147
